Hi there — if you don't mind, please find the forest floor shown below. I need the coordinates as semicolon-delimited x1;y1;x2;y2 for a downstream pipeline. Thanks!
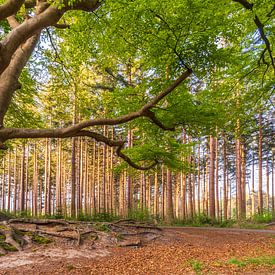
0;219;274;275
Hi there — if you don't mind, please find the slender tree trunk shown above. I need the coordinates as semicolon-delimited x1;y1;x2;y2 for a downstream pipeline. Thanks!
32;143;38;216
161;164;166;219
258;113;263;214
215;136;219;220
272;152;274;215
47;139;51;215
7;150;11;212
198;144;201;215
209;136;216;220
240;143;246;218
19;144;25;212
166;169;174;222
223;135;228;220
1;156;5;210
154;171;159;217
235;137;242;220
251;155;255;216
266;156;269;211
127;130;133;212
71;137;77;217
102;126;107;213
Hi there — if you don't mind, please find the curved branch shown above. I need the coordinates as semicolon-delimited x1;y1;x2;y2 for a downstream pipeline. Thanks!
77;130;158;170
233;0;275;74
0;0;25;22
0;70;192;169
0;69;191;140
0;0;101;74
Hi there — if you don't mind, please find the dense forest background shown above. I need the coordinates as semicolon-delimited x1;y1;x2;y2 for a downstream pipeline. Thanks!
0;0;274;223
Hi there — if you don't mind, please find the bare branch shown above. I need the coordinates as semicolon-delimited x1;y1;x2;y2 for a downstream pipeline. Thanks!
53;23;70;29
233;0;275;74
254;15;275;73
232;0;253;10
105;67;135;87
144;110;175;131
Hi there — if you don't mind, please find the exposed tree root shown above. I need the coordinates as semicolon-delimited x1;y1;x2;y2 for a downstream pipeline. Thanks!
0;218;162;255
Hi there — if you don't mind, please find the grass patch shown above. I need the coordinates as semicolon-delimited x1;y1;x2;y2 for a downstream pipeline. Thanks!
228;256;275;268
0;241;18;252
239;223;265;229
32;235;52;244
187;259;203;274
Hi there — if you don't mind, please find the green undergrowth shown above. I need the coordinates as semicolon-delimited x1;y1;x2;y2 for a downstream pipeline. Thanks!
187;259;203;274
32;235;52;244
227;256;275;268
0;210;274;229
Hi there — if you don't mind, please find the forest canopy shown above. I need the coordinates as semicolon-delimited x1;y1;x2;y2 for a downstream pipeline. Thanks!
0;0;274;221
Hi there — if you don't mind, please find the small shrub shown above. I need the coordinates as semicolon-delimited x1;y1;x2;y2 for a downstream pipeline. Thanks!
251;211;273;224
127;208;152;222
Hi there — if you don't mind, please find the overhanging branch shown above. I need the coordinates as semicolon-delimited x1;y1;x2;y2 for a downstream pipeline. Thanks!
233;0;275;74
0;69;192;169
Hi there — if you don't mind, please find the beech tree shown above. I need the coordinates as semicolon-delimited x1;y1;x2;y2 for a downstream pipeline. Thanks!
0;0;274;169
0;0;274;221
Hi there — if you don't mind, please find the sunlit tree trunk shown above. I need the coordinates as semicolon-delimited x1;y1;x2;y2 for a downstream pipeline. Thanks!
19;144;25;212
251;155;255;216
272;152;274;215
126;130;133;213
32;143;38;216
1;156;5;210
154;171;159;217
198;144;201;215
266;156;269;211
235;137;242;220
215;136;219;220
258;113;263;213
241;149;246;218
209;136;216;219
161;164;166;219
222;135;228;220
7;150;11;212
166;168;174;222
